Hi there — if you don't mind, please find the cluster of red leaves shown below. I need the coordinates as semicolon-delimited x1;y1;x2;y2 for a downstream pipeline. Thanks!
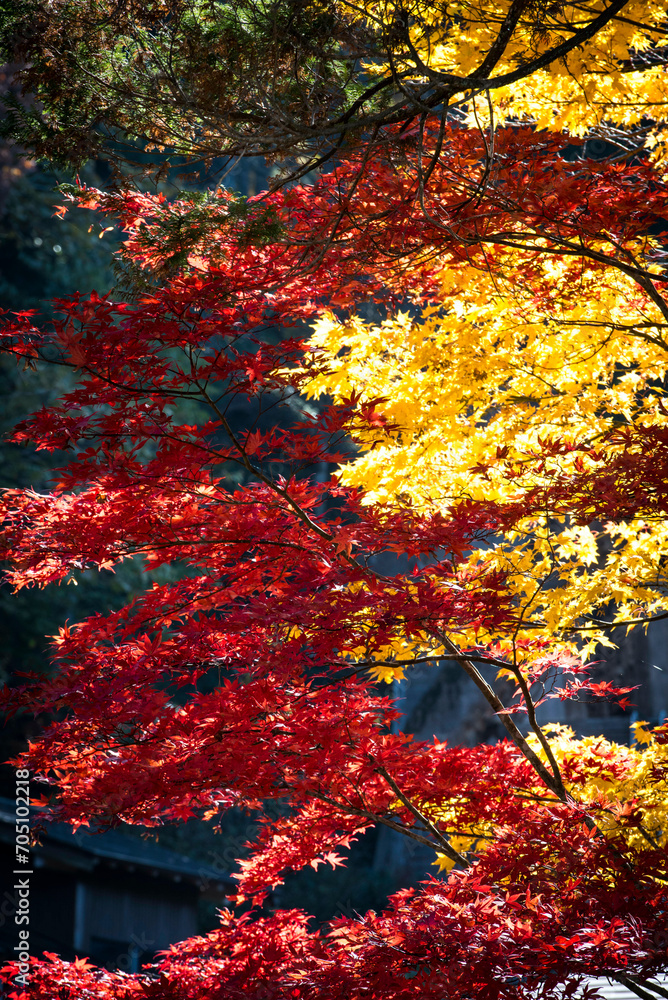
50;122;668;306
6;828;668;1000
531;425;668;525
309;125;668;280
465;422;668;550
2;121;668;999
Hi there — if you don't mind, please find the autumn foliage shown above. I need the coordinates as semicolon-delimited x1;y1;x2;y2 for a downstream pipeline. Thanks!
2;1;668;998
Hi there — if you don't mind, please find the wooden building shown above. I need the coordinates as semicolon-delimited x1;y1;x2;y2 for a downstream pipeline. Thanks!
0;796;232;969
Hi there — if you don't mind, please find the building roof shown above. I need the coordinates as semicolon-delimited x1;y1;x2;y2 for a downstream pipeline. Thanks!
0;795;232;892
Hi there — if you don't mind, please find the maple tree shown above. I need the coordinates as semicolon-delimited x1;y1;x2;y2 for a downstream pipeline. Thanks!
2;2;668;999
1;167;667;998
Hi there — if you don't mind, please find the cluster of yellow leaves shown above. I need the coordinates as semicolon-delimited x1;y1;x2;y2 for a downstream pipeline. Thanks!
432;723;668;872
310;257;666;504
437;0;667;150
346;0;668;163
307;252;668;660
535;722;668;853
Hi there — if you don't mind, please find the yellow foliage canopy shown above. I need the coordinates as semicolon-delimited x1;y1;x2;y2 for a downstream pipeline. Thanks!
307;252;668;662
350;0;668;163
431;723;668;872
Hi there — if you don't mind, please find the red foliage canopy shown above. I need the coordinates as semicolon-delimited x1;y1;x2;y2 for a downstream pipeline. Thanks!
1;123;668;999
